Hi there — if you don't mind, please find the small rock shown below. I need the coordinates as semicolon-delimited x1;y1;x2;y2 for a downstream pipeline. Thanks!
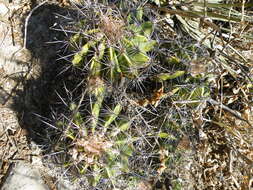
0;3;9;17
2;162;49;190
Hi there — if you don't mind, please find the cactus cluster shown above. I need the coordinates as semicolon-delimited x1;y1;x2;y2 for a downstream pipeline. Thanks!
48;0;213;189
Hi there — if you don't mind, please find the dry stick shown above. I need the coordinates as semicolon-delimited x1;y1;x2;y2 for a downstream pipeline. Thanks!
0;163;15;189
204;0;207;18
207;98;252;127
9;17;15;46
241;0;245;23
23;1;48;49
219;51;253;83
173;98;252;127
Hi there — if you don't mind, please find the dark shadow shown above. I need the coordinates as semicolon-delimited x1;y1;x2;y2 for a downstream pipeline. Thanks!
9;3;76;148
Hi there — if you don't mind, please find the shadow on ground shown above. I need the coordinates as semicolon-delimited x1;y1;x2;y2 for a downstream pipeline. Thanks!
10;3;76;150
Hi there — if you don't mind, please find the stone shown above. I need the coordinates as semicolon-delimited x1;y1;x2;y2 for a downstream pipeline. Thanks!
2;162;49;190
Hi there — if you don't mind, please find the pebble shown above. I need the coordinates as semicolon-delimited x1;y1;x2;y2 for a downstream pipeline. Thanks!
2;162;49;190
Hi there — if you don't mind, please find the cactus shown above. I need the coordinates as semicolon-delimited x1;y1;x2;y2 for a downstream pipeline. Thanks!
56;8;157;186
70;9;156;81
49;1;213;189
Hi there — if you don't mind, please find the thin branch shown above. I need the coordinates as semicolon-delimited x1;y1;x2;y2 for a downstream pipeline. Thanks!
24;1;48;49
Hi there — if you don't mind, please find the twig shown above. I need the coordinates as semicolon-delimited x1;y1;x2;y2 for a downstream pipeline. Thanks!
207;98;252;127
241;0;245;23
219;51;253;83
172;99;207;104
24;1;48;49
173;98;252;127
